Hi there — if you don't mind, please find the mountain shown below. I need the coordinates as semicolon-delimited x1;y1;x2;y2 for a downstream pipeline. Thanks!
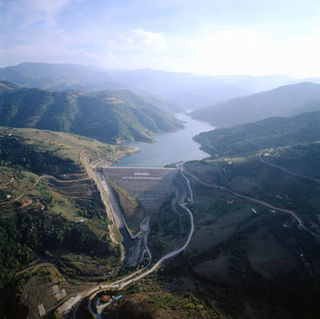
108;68;247;109
192;82;320;127
0;82;183;144
215;74;295;94
0;63;248;110
194;110;320;158
0;62;122;91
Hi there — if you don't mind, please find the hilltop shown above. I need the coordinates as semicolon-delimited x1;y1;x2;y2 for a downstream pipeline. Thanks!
0;82;183;144
192;82;320;127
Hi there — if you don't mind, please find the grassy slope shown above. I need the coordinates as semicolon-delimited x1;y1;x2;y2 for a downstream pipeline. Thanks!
0;126;134;163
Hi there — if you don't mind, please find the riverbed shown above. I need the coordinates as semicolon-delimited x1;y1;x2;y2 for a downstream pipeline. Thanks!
113;113;213;167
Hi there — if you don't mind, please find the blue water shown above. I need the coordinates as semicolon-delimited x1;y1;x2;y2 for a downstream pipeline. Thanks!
113;114;213;167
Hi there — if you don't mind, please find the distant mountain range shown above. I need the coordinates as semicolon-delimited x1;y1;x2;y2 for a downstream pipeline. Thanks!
0;62;301;110
192;82;320;127
0;81;182;144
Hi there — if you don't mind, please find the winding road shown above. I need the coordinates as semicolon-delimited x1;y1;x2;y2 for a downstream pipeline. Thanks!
183;166;320;240
257;154;320;184
69;164;195;318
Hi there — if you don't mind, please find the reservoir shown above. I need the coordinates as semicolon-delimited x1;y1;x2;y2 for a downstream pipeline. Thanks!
113;113;213;167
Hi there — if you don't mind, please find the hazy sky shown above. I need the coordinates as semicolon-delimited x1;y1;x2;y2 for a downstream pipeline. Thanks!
1;0;320;77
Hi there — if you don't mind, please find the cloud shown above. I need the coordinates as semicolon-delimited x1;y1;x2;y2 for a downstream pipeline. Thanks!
2;0;320;77
2;0;71;28
169;25;320;77
131;29;167;51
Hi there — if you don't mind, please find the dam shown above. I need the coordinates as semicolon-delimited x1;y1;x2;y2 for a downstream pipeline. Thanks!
103;167;178;212
100;166;179;266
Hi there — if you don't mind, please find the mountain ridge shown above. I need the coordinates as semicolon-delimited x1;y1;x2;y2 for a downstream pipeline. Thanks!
194;110;320;158
0;62;299;110
0;81;183;144
192;82;320;127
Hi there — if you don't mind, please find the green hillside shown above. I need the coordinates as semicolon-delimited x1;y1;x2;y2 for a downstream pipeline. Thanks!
192;82;320;127
194;111;320;157
175;143;320;318
115;135;320;318
153;112;320;318
0;82;183;144
0;127;134;316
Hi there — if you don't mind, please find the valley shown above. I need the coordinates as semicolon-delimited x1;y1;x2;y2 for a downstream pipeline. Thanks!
1;65;320;319
4;1;320;318
2;106;320;319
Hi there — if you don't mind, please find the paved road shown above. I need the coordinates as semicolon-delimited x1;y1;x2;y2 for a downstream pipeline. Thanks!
84;164;195;318
184;166;320;240
258;154;320;184
179;164;194;203
36;175;90;185
0;193;24;206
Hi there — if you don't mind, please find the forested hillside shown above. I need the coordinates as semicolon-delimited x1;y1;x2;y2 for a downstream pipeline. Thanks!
0;127;134;317
0;81;182;144
194;111;320;157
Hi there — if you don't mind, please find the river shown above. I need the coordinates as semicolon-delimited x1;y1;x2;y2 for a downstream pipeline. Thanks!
113;113;213;167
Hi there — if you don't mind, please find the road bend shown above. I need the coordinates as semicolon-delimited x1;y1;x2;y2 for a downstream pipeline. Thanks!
84;165;195;318
183;166;320;241
257;154;320;184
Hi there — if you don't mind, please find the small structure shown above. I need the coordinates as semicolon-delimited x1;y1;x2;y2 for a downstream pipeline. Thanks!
38;304;46;317
251;208;257;214
283;223;288;228
111;295;122;304
100;295;112;303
